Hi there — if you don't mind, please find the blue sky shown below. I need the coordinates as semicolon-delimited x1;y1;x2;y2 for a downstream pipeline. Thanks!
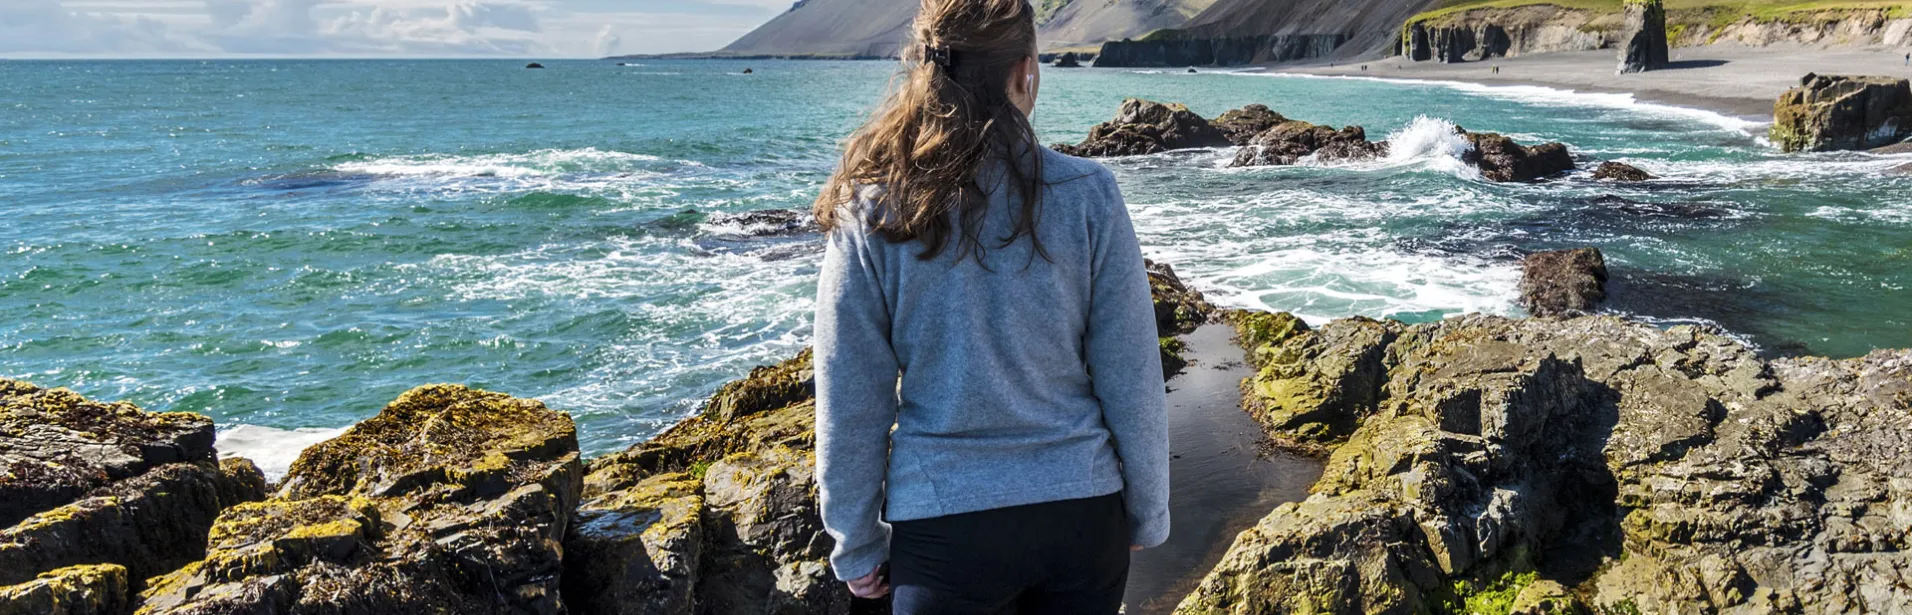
0;0;789;57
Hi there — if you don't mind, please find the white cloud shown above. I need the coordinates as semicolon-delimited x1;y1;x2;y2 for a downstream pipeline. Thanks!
0;0;748;57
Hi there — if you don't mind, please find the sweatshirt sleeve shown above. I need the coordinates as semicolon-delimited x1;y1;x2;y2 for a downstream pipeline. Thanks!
813;214;900;581
1083;169;1172;548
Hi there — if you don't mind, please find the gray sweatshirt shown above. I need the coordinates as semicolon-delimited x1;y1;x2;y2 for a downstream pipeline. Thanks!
813;146;1170;582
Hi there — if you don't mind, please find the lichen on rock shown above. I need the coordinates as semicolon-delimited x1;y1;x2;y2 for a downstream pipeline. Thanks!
139;384;582;615
1179;313;1912;614
0;564;129;615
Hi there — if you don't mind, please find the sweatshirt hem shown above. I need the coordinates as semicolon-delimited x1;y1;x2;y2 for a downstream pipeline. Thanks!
884;475;1125;523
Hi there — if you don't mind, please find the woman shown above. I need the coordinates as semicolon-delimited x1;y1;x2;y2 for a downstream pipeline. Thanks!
811;0;1169;611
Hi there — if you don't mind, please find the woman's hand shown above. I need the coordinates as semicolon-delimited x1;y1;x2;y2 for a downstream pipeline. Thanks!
846;568;890;599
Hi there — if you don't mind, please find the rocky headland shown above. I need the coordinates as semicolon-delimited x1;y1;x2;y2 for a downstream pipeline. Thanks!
5;242;1909;613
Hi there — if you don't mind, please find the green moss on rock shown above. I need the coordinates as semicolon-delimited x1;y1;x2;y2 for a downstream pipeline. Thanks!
0;564;129;615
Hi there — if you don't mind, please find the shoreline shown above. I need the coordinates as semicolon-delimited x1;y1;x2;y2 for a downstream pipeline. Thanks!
1271;45;1912;121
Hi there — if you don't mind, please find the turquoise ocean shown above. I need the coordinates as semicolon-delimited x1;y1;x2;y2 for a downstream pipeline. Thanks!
3;59;1908;474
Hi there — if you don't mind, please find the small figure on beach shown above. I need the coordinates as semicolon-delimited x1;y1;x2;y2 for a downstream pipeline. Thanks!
1904;52;1909;66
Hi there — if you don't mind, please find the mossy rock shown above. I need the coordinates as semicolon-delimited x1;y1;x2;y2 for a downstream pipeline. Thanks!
278;383;578;500
564;473;705;615
1238;316;1401;446
0;564;128;615
142;384;584;615
1;378;219;529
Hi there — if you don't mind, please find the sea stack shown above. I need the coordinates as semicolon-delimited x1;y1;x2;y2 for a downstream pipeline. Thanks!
1617;0;1669;73
1053;52;1082;68
526;62;546;69
1771;74;1912;152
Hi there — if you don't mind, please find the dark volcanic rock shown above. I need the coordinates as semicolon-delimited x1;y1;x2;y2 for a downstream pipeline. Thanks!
1052;98;1231;157
1210;104;1288;146
0;379;219;529
1232;313;1399;448
1519;247;1608;317
1051;52;1081;68
1186;314;1912;613
1592;160;1657;181
1771;74;1912;152
0;378;266;606
1465;131;1575;181
140;385;583;615
0;564;128;615
526;62;545;69
1147;259;1216;379
1617;0;1669;74
1230;120;1386;167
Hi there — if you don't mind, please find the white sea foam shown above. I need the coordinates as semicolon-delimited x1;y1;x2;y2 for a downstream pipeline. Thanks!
1243;72;1764;136
216;424;350;480
334;148;669;179
1380;115;1482;180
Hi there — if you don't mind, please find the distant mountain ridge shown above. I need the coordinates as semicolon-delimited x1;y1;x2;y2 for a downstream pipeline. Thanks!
713;0;1226;58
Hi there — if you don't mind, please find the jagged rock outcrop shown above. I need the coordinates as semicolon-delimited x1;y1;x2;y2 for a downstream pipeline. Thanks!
1465;131;1575;182
0;564;128;615
1211;105;1573;181
1210;104;1287;146
1592;161;1656;181
139;384;583;615
1771;74;1912;153
1230;120;1386;167
1232;312;1398;449
0;379;267;605
1052;98;1231;157
1519;248;1609;318
1181;313;1912;614
1051;52;1082;67
1617;0;1669;74
1148;259;1216;378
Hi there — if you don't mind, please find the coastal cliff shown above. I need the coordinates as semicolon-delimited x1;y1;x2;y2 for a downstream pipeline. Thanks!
1402;3;1912;63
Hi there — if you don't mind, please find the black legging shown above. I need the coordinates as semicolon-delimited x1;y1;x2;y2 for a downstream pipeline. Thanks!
888;492;1129;614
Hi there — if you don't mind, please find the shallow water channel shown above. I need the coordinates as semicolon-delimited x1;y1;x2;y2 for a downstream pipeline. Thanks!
1122;324;1326;613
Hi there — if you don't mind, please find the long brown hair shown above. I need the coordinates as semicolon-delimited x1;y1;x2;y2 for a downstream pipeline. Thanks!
812;0;1046;263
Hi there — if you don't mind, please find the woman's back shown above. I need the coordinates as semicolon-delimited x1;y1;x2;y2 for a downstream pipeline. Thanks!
815;146;1170;597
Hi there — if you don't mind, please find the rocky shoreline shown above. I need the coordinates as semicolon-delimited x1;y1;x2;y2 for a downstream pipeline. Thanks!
5;249;1909;613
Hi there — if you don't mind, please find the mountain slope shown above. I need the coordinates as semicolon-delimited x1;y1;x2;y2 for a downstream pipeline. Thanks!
719;0;919;57
1177;0;1444;60
1040;0;1220;48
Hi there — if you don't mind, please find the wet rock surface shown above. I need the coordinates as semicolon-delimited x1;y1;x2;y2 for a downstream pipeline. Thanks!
1772;74;1912;152
1592;161;1656;181
0;379;267;608
139;384;583;615
1520;247;1609;317
1209;104;1287;146
1465;131;1576;182
1052;98;1232;157
1182;313;1912;614
1230;120;1386;167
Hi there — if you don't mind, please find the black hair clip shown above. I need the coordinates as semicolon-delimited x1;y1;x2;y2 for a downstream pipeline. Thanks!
923;44;953;68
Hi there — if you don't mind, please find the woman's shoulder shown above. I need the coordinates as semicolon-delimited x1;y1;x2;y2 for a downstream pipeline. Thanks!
1039;147;1118;192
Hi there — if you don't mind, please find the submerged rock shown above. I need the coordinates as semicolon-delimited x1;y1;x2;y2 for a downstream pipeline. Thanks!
1052;98;1231;157
1465;131;1575;181
140;384;582;615
1183;313;1912;614
703;209;818;237
0;379;266;605
1519;247;1608;317
1771;74;1912;152
1617;0;1669;74
1592;160;1656;181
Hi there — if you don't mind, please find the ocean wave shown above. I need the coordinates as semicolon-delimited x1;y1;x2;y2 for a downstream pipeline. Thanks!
332;148;675;179
1249;72;1764;136
216;424;350;480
